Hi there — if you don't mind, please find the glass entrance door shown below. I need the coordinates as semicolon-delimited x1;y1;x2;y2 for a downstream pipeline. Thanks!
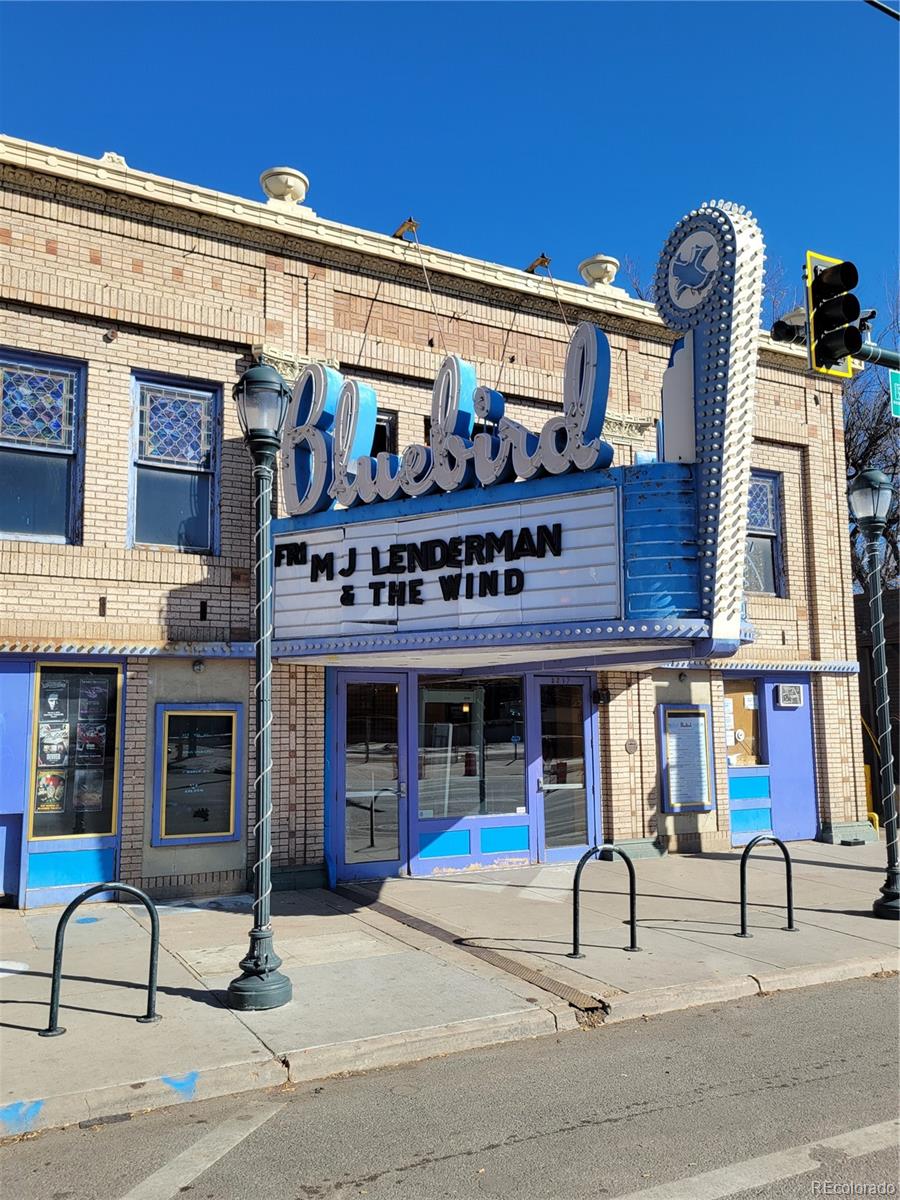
532;678;598;861
337;673;407;879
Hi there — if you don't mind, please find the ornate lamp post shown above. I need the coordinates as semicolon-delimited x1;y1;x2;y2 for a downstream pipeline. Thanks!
227;363;294;1008
848;467;898;921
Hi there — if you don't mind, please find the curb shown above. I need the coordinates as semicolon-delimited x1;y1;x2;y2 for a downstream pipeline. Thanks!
0;1056;288;1140
1;1005;571;1139
283;1006;574;1084
600;955;895;1024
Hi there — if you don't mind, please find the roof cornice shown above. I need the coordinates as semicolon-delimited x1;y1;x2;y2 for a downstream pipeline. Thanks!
0;133;808;366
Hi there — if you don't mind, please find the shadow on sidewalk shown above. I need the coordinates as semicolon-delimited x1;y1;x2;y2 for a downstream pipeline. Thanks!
0;968;225;1034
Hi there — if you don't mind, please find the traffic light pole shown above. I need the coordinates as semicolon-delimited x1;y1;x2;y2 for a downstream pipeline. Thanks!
770;325;900;370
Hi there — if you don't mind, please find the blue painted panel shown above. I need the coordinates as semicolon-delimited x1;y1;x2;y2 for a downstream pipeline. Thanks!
729;774;772;801
763;675;818;841
0;816;22;900
27;848;116;889
0;661;32;816
480;825;529;853
419;829;470;858
622;466;700;619
731;807;773;833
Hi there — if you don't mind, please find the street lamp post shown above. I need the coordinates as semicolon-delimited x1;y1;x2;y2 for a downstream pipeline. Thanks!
227;363;294;1008
848;467;898;921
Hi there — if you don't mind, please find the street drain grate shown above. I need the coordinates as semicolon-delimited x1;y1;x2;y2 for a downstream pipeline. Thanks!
336;886;605;1014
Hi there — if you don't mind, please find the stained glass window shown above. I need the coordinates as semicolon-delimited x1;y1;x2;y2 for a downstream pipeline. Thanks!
747;476;776;533
133;377;217;553
744;472;782;596
138;384;211;467
1;359;76;451
0;352;81;540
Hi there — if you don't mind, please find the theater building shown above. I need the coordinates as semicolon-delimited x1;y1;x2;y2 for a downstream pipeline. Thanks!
0;136;872;908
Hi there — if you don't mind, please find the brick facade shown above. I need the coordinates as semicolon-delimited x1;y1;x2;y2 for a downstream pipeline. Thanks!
0;136;867;902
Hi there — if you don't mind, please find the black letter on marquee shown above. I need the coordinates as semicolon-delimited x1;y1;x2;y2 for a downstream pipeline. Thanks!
310;552;335;582
504;568;525;595
537;523;562;558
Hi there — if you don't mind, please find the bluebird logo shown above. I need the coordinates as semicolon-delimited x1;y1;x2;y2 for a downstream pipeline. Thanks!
672;241;717;300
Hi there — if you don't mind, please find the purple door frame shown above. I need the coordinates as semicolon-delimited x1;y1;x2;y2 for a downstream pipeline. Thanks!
330;668;602;881
332;670;411;882
529;675;601;863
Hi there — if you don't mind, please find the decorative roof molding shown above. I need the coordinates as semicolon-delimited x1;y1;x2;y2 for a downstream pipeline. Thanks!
0;134;807;365
253;345;339;379
0;640;255;658
662;658;860;675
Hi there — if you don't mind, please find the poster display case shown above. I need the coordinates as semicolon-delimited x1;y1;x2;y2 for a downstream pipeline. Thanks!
29;663;121;839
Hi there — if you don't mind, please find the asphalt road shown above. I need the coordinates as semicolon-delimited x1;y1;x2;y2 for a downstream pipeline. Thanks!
2;976;898;1200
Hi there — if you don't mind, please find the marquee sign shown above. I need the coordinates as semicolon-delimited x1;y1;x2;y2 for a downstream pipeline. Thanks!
274;487;619;642
272;199;765;668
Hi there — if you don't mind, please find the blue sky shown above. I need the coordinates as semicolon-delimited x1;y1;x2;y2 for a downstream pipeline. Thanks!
1;1;897;322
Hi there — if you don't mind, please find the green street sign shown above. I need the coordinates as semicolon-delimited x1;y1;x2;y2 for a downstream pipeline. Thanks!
891;369;900;420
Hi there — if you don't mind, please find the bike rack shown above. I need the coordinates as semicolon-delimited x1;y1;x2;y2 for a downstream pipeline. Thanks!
568;844;640;958
39;882;162;1038
735;835;798;938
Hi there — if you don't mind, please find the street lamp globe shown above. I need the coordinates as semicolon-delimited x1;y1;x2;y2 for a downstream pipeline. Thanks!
233;363;291;452
848;468;894;534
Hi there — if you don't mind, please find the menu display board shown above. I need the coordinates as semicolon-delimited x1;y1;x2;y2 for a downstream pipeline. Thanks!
658;705;714;813
30;665;120;838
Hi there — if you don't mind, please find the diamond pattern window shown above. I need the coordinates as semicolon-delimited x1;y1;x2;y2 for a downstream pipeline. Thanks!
0;351;83;541
133;377;218;552
744;471;783;596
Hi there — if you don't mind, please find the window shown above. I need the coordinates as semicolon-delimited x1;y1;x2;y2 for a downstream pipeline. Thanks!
418;678;525;819
132;376;218;552
152;703;243;845
722;678;765;767
744;471;782;595
29;664;121;839
371;410;398;457
0;350;83;541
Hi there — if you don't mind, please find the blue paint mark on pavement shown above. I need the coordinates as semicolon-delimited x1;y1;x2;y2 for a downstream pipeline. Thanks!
0;1100;44;1134
161;1071;199;1100
75;916;99;924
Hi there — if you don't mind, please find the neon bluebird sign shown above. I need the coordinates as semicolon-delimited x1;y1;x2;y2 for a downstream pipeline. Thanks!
279;321;615;516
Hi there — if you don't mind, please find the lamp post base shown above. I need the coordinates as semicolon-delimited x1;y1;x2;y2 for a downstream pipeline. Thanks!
226;928;293;1010
872;876;900;921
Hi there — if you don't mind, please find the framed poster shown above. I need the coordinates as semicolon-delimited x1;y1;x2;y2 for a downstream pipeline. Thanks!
657;703;715;814
29;664;122;839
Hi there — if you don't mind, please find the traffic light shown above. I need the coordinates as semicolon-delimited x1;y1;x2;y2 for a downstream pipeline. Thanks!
805;251;862;378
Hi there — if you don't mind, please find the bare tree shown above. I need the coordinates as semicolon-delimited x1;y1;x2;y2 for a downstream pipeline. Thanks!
844;311;900;588
620;255;654;302
763;256;803;330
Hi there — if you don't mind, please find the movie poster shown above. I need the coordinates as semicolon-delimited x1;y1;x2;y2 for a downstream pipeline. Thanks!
75;723;107;765
78;678;110;721
38;722;70;768
74;768;105;811
35;769;67;813
39;679;69;721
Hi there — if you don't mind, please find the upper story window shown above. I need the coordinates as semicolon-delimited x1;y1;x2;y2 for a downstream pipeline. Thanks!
132;375;219;553
744;470;783;596
372;409;398;456
0;349;83;542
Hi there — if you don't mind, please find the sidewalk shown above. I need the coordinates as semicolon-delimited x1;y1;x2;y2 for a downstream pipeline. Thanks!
347;838;900;1019
1;840;897;1137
